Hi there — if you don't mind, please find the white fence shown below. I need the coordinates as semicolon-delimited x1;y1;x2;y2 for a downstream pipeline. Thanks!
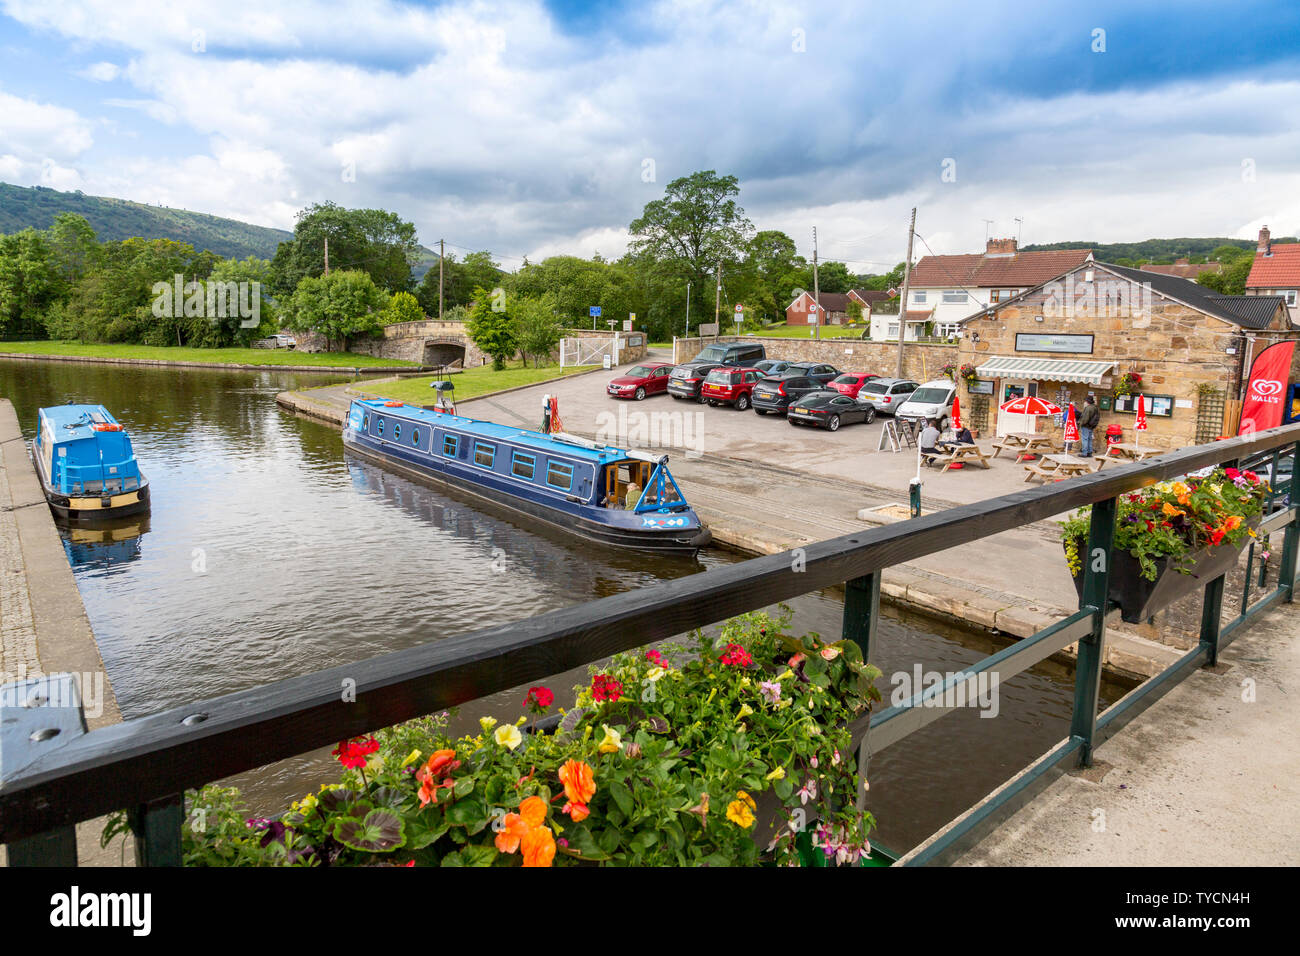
560;335;620;368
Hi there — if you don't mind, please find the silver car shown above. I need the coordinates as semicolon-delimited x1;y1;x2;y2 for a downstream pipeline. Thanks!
858;378;919;415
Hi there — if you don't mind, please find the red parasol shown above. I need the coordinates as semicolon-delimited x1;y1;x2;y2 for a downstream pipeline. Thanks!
951;393;963;431
998;394;1062;416
1133;394;1148;432
1063;403;1080;445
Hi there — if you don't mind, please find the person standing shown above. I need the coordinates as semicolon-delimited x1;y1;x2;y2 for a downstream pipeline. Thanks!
1079;395;1101;456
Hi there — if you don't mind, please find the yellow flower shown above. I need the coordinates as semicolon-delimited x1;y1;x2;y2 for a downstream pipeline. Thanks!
479;716;498;732
400;749;423;768
645;667;665;682
598;725;623;754
776;669;794;682
494;724;523;751
1209;483;1223;496
736;703;754;720
726;791;757;828
766;766;786;781
1172;481;1189;497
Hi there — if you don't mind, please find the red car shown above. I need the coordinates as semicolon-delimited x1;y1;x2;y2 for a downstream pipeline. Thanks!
701;366;764;410
606;362;674;400
827;373;877;399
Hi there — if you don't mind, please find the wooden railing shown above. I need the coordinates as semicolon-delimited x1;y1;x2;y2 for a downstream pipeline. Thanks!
2;425;1298;866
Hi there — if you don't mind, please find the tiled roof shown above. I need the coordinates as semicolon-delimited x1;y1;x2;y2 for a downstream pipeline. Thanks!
909;248;1092;289
1246;243;1300;288
849;288;891;304
1141;262;1223;279
786;291;850;312
1102;263;1284;329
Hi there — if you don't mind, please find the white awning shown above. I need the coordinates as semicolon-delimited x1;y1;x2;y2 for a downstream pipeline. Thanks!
975;356;1117;385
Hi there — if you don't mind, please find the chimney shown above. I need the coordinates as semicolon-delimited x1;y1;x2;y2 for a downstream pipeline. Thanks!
1258;226;1271;255
985;237;1018;257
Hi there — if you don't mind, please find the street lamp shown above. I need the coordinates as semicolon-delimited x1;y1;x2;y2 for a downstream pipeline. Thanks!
685;281;691;337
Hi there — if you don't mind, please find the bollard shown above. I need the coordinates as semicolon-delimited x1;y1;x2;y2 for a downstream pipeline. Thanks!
909;477;922;518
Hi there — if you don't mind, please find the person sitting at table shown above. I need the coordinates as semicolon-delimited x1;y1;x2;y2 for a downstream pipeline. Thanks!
918;419;942;465
940;425;974;451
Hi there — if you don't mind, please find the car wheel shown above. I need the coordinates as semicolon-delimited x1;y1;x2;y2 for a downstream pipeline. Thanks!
939;416;948;431
634;387;646;401
736;393;750;411
697;392;708;405
865;408;876;425
828;415;841;432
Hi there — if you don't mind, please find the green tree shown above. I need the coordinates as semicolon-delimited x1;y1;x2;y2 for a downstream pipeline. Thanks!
512;294;562;367
283;270;387;350
628;170;754;332
202;256;277;346
465;285;516;370
46;213;100;289
1197;256;1253;296
270;202;420;297
815;261;853;294
0;228;59;339
415;250;505;314
384;290;424;326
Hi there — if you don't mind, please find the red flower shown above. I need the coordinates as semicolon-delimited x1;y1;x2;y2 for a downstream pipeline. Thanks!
645;649;667;667
591;674;623;703
331;735;380;769
719;643;753;667
524;686;554;712
1225;467;1241;481
1243;470;1260;484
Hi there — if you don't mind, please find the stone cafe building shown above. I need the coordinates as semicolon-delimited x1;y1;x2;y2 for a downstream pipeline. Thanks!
954;260;1295;449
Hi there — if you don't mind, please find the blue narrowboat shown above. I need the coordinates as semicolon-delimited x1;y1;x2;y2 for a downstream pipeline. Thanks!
342;399;711;552
32;405;150;521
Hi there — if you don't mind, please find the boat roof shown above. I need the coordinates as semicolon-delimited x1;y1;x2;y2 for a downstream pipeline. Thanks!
354;398;639;465
39;404;120;441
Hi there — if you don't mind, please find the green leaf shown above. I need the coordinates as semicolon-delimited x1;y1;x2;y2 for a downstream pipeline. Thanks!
609;781;634;818
774;777;794;801
462;844;498;867
453;776;475;798
446;798;487;827
630;830;658;853
332;809;406;853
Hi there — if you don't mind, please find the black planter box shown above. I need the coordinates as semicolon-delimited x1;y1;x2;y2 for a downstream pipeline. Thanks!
1069;536;1250;624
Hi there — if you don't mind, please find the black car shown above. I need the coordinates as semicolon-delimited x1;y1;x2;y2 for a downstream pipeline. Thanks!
751;373;831;416
752;358;794;377
689;342;767;367
787;392;877;431
667;361;725;402
781;362;841;387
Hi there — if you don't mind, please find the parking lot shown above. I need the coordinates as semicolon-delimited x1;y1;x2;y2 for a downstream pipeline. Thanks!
462;351;1045;507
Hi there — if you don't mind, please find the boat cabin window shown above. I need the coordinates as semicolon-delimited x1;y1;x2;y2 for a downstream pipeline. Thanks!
394;423;402;441
512;452;536;480
546;461;574;491
603;460;652;508
377;418;385;435
474;442;496;469
363;414;369;429
412;428;420;445
443;434;459;458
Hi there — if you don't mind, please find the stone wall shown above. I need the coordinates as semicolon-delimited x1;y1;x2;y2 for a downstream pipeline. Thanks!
672;335;958;381
955;284;1292;449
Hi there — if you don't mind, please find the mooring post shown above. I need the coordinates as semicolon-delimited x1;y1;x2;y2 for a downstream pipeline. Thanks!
842;572;881;813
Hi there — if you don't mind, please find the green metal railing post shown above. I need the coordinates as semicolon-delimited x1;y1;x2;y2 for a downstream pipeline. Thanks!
1199;574;1226;667
842;572;881;813
1283;443;1300;602
128;794;184;867
1071;495;1115;767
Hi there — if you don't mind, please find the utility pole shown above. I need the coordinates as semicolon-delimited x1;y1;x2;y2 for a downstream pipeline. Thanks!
438;238;445;319
714;261;722;335
895;207;917;379
324;236;330;276
812;226;820;341
685;281;691;337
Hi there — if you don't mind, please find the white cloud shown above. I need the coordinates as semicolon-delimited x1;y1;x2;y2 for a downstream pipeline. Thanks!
77;61;121;82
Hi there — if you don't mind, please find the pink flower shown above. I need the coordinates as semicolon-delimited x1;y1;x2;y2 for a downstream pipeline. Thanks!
719;643;753;667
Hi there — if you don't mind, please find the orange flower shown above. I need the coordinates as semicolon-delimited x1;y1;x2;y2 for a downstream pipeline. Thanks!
521;824;556;867
494;812;530;854
559;759;596;805
1162;502;1184;517
518;795;548;828
563;800;590;821
1224;515;1243;532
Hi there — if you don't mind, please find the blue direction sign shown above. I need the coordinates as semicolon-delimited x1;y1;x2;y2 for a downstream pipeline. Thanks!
589;306;602;317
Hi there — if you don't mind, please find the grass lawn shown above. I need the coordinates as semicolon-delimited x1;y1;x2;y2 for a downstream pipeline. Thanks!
353;361;600;404
751;324;872;339
0;341;418;368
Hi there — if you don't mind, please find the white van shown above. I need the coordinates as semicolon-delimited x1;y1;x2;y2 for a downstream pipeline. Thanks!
896;379;957;431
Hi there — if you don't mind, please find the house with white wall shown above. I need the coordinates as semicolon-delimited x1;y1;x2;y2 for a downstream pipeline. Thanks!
1246;226;1300;327
871;238;1093;341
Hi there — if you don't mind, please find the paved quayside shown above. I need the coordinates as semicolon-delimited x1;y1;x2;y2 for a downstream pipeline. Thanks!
0;399;130;866
277;375;1184;683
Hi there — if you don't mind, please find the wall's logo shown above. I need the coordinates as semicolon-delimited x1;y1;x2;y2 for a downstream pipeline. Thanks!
1250;379;1283;399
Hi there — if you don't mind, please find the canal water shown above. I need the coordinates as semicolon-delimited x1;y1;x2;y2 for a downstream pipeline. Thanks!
1;359;1122;854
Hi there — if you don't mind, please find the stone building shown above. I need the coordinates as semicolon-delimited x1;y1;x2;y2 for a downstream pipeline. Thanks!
957;261;1294;449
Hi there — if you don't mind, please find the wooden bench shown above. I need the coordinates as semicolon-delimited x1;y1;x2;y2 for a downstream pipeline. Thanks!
1022;462;1061;482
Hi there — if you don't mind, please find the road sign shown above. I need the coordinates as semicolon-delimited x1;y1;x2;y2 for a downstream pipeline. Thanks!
622;319;632;331
589;306;602;317
734;303;743;313
698;322;719;336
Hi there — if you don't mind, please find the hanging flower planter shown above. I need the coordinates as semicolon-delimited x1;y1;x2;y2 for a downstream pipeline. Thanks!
1062;468;1267;624
1114;371;1142;397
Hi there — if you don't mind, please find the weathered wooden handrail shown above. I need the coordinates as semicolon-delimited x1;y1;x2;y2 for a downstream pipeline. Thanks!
4;424;1299;863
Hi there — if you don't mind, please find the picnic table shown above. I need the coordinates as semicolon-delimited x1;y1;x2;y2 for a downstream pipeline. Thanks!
929;442;992;473
1023;453;1101;482
992;431;1058;461
1107;442;1162;461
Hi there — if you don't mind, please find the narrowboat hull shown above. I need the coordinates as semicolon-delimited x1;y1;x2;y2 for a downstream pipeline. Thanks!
343;434;710;553
31;447;150;521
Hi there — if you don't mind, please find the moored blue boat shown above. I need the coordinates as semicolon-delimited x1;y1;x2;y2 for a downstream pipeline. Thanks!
343;398;711;552
32;405;150;521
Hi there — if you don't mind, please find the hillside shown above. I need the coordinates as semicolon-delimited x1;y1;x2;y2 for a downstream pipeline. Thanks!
1020;236;1295;262
0;182;294;258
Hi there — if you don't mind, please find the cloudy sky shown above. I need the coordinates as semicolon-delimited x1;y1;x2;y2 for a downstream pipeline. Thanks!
1;0;1298;270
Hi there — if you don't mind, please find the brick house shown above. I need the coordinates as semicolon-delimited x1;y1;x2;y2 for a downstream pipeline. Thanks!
786;288;894;327
887;238;1093;343
957;261;1294;448
1246;226;1300;327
